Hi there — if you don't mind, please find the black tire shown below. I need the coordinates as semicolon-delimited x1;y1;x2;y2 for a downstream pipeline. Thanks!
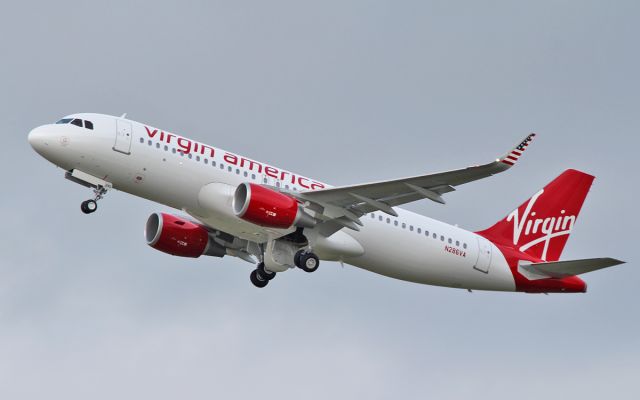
81;200;97;214
299;252;320;273
257;263;276;281
250;269;269;288
294;249;305;267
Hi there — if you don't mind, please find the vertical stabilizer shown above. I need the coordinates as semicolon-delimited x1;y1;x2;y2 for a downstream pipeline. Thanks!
477;169;594;262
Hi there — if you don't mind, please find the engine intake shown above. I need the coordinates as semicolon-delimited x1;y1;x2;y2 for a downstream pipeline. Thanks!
233;183;315;229
145;213;225;258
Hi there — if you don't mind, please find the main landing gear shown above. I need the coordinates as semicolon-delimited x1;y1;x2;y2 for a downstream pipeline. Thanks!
295;249;320;273
80;185;109;215
250;262;277;288
248;250;321;288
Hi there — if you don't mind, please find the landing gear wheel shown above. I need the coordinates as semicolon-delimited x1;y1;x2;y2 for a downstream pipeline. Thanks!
298;252;320;273
250;269;269;288
294;249;305;268
80;200;98;214
257;263;276;281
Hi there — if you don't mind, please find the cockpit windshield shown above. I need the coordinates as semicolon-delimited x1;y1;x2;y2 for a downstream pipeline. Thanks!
54;117;94;130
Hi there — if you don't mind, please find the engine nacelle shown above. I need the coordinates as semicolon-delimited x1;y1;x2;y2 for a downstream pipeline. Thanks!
233;183;315;229
145;213;225;258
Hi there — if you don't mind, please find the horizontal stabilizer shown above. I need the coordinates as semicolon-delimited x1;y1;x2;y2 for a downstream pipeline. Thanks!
520;258;625;279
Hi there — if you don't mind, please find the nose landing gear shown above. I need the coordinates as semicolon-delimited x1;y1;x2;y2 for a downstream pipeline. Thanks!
65;170;112;215
80;199;98;214
80;185;109;214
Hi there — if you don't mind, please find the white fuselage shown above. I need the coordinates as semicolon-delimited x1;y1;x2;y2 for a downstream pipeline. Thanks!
28;113;516;291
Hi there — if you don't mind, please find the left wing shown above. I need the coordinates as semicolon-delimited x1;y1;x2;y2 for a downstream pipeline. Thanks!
292;133;536;234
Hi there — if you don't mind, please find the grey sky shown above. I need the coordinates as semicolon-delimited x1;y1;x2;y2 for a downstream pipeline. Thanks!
1;1;638;399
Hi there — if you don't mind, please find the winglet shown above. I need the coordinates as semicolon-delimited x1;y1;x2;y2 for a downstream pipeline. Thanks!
498;133;536;167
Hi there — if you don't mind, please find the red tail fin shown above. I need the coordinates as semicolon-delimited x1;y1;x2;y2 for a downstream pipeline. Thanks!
477;169;595;261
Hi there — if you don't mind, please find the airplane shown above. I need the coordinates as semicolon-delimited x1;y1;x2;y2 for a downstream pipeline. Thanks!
28;113;625;292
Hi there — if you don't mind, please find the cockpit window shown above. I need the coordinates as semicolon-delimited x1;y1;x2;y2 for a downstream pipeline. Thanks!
56;117;94;131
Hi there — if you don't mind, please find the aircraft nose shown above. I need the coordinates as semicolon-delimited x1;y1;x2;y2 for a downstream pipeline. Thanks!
28;126;49;154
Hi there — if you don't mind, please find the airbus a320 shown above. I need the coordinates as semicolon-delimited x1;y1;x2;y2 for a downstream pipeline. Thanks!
28;113;625;292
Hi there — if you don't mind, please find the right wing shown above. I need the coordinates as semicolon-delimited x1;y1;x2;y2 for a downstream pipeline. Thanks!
291;133;536;234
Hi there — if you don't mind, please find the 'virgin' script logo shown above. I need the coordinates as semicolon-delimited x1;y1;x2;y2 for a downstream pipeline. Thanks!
506;189;576;261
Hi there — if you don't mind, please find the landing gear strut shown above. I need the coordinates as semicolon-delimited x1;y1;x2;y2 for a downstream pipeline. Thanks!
80;185;109;215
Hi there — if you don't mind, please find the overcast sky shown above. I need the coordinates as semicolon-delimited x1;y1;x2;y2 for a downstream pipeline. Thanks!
1;1;638;399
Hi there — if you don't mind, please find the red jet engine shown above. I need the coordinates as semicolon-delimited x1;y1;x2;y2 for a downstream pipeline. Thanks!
233;183;315;229
145;213;225;258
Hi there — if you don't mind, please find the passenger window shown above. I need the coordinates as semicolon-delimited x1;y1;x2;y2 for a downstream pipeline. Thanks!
448;238;452;244
432;233;437;239
156;143;160;149
425;231;429;236
276;182;281;187
220;163;224;169
204;159;208;164
148;140;152;146
456;241;460;246
417;228;421;234
228;166;232;172
244;171;248;177
379;215;383;221
236;169;240;174
84;120;94;130
212;161;216;167
164;145;168;151
172;148;176;154
440;236;445;241
251;174;256;180
402;223;406;229
70;119;83;127
188;153;193;159
410;225;414;231
394;220;398;226
196;156;201;161
463;243;468;249
386;218;391;224
139;138;144;143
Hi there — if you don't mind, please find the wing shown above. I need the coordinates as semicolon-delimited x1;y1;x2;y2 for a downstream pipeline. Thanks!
293;133;536;234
